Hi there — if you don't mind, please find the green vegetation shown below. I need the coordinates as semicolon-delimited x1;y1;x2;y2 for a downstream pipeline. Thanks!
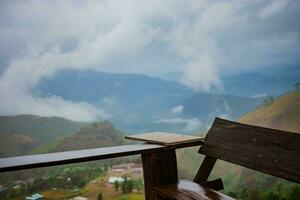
1;91;299;199
29;121;125;154
177;91;300;199
0;133;37;157
29;137;64;154
294;82;300;91
98;192;103;200
113;176;144;194
121;176;134;193
0;163;107;200
54;121;124;152
239;91;300;133
0;115;85;157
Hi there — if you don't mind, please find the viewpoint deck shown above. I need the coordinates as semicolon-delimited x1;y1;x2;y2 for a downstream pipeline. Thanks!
125;132;203;146
0;135;203;172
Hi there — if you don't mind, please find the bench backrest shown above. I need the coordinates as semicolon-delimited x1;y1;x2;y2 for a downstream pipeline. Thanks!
199;118;300;183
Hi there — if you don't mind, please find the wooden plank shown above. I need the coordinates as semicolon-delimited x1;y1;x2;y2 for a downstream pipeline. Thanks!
153;180;235;200
125;132;204;146
199;118;300;183
142;150;178;200
200;178;224;191
193;155;217;183
0;141;203;173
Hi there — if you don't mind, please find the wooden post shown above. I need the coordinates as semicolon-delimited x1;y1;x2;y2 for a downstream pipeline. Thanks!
142;149;178;200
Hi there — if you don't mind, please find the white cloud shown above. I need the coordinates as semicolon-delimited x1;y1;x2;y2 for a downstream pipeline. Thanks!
0;86;109;122
156;117;201;132
171;105;184;115
0;0;158;121
0;0;299;119
258;0;289;19
250;32;300;52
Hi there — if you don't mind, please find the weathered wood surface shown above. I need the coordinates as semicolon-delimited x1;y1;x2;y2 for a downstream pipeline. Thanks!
200;178;224;191
153;180;235;200
193;155;217;183
125;132;204;146
0;140;203;172
142;150;178;200
199;118;300;183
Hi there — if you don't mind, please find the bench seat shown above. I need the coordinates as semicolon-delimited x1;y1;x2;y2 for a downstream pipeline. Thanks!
153;180;235;200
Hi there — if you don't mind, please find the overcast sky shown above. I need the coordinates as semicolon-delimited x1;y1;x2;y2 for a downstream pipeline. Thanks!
0;0;299;121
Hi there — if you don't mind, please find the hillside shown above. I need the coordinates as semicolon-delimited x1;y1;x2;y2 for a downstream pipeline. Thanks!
33;121;124;153
0;115;85;143
173;93;263;124
0;133;38;157
217;65;300;97
239;91;300;133
35;69;194;132
33;70;276;133
177;91;300;199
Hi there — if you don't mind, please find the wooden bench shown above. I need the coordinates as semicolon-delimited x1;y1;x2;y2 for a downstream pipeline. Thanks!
150;118;300;200
0;118;299;200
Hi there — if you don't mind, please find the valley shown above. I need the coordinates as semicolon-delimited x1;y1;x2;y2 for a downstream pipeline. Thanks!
0;71;299;200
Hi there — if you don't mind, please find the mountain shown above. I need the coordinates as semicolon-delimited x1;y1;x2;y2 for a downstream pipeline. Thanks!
0;133;38;157
0;114;125;157
0;115;85;143
175;93;263;123
35;69;193;111
219;65;300;97
239;91;300;133
177;91;300;199
34;70;268;133
35;70;195;132
32;121;124;153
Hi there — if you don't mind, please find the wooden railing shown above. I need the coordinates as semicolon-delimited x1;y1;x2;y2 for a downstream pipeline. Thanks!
3;118;298;200
0;138;203;199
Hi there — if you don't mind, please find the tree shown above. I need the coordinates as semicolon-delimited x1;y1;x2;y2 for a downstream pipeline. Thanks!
263;96;274;106
121;176;134;193
265;192;280;200
294;82;300;91
114;180;119;191
97;192;103;200
134;179;143;193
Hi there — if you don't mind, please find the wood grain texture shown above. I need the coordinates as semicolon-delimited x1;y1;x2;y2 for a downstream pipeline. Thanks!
126;132;204;146
153;180;235;200
0;140;203;173
193;155;217;183
200;178;224;191
199;118;300;183
142;150;178;200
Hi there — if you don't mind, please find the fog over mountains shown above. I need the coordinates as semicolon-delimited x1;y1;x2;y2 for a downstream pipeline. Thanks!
29;65;298;133
1;1;300;125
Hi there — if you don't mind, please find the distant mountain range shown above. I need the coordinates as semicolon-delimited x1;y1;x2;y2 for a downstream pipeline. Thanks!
0;115;85;143
0;133;38;157
32;121;124;154
218;65;300;97
1;66;298;156
0;116;124;157
0;115;85;157
34;69;280;132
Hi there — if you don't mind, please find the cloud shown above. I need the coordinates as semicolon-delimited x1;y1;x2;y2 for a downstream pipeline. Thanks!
0;90;109;122
171;105;184;115
0;0;158;121
258;0;289;19
0;0;300;120
155;117;201;132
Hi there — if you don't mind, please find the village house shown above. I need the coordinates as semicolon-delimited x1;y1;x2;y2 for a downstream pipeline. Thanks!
25;193;43;200
107;163;143;184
